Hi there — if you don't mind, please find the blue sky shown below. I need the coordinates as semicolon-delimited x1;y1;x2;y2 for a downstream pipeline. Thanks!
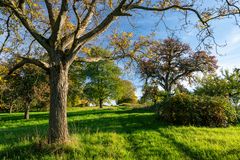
99;10;240;98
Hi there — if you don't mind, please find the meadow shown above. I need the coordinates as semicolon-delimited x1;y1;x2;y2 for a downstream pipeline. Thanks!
1;106;240;160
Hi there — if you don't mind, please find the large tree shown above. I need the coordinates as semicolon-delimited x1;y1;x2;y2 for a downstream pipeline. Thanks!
0;0;236;143
138;38;217;94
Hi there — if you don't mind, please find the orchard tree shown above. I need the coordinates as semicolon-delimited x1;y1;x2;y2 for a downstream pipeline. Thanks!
195;69;240;106
84;48;122;108
117;80;138;105
68;62;86;107
5;63;48;119
222;69;240;105
0;65;12;112
0;0;237;143
138;38;217;94
140;83;167;105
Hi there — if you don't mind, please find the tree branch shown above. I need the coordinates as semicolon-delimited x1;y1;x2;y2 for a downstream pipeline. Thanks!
65;0;129;64
129;4;208;26
0;13;11;53
44;0;55;30
49;0;68;45
0;1;51;51
61;0;97;50
8;57;50;75
75;57;105;63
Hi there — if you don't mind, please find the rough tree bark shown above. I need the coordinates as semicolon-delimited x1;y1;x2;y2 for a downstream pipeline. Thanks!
48;64;69;143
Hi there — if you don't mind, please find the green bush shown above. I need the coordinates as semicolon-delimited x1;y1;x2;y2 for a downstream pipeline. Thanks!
158;93;237;127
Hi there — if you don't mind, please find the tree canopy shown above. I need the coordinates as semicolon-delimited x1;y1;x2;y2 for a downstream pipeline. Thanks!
138;38;217;93
84;47;122;108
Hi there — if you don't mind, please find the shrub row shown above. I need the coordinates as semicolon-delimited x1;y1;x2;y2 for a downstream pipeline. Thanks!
157;93;237;127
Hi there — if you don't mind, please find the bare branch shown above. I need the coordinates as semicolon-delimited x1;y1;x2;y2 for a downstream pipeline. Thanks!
25;27;50;55
129;4;208;27
0;13;11;53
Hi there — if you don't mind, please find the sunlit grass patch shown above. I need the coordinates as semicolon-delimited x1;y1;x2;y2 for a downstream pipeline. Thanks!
1;106;240;159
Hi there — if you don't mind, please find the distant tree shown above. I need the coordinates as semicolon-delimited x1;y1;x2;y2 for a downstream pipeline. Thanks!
222;69;240;105
195;74;228;97
68;62;86;107
84;48;122;108
4;63;48;119
195;69;240;106
140;83;167;105
0;65;14;113
1;82;18;113
117;80;138;105
138;38;217;94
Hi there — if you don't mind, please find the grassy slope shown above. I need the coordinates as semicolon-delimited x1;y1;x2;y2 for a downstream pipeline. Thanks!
0;107;240;160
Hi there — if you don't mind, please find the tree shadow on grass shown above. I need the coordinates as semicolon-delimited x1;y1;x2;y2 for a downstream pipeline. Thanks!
0;106;152;122
0;112;49;121
66;106;153;118
0;142;84;160
1;108;161;144
68;113;164;134
0;107;164;159
156;129;205;160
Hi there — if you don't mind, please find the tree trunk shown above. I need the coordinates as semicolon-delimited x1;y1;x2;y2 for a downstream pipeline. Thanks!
9;104;13;114
99;99;103;108
24;104;30;119
48;65;69;144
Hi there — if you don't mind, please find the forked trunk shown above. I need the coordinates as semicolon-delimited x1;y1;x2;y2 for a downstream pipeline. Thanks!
48;65;69;144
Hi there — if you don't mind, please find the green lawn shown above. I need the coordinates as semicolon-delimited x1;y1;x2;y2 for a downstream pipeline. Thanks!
1;106;240;160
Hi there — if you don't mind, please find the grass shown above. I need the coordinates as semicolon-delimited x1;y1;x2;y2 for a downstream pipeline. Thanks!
1;106;240;160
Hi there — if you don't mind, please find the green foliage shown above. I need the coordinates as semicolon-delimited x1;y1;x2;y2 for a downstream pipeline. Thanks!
195;74;229;97
117;80;138;105
0;63;49;113
68;62;86;107
158;93;237;127
84;47;122;107
195;69;240;106
140;84;167;105
1;107;240;159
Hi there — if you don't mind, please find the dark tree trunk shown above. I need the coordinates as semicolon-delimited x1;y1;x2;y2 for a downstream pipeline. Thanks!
24;104;30;119
99;99;103;108
48;65;69;144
